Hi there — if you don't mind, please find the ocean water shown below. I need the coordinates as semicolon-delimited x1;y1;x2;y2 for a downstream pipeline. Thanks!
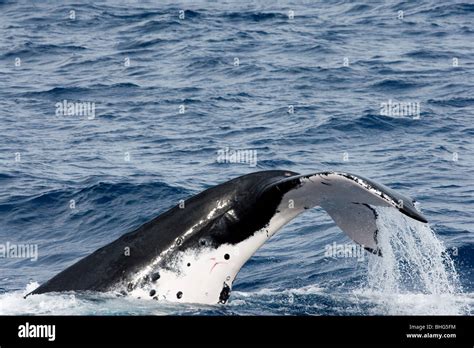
0;0;473;315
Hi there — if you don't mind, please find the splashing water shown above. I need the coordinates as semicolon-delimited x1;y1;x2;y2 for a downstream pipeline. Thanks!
363;207;466;315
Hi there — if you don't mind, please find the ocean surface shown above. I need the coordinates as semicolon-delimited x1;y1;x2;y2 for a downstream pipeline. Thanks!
0;0;473;315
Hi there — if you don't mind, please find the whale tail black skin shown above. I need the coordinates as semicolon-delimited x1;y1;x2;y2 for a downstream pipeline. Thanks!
29;170;427;297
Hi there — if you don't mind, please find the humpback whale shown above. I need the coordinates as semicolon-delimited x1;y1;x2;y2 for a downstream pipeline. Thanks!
29;170;427;304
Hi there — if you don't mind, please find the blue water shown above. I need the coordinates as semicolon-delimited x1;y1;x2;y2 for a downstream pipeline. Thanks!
0;0;473;315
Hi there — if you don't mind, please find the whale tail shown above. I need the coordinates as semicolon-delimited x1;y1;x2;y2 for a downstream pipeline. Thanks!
27;170;427;303
264;172;427;255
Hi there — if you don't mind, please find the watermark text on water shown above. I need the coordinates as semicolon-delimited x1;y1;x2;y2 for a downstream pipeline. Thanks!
0;241;38;261
380;99;420;119
217;147;257;167
55;99;96;119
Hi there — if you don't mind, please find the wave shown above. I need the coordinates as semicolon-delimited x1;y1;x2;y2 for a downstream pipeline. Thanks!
2;180;186;210
315;113;422;133
371;78;422;90
0;173;15;181
428;97;474;108
116;38;168;51
19;83;141;98
1;43;86;59
417;3;474;18
404;49;455;59
120;19;181;34
223;11;288;22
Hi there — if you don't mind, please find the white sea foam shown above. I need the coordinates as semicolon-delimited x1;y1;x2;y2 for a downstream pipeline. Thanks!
233;284;324;298
0;282;176;315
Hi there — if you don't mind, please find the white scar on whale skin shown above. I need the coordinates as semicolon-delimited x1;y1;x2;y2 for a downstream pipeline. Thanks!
336;173;399;207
